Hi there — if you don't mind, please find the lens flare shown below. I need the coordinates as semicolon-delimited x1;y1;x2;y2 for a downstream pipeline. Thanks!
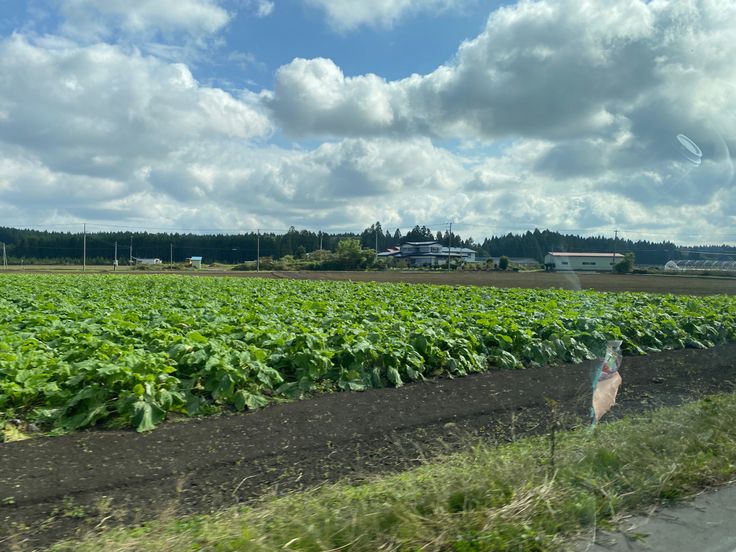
676;134;703;166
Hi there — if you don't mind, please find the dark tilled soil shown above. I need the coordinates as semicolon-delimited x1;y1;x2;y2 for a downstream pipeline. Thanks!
2;344;736;550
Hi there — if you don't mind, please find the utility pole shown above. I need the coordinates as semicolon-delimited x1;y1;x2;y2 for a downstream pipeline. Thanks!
446;221;453;271
170;243;173;268
1;242;6;269
319;231;323;251
82;223;86;272
613;229;619;268
114;241;118;271
256;229;260;272
129;236;133;265
375;226;379;262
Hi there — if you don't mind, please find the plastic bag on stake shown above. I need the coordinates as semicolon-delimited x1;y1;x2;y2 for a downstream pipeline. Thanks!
591;340;623;424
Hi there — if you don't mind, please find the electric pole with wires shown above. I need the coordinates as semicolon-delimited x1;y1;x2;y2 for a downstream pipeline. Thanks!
446;221;454;270
613;229;619;268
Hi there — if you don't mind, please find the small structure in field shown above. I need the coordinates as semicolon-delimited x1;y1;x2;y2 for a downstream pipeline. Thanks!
509;257;541;268
186;256;203;269
133;257;162;265
544;252;624;272
490;257;541;268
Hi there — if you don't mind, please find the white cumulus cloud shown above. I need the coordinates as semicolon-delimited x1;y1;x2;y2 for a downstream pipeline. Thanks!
1;0;735;244
272;0;736;145
0;35;271;183
58;0;231;42
255;1;275;18
304;0;468;31
267;58;396;137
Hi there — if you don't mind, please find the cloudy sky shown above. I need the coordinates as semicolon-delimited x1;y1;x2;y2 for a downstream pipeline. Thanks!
0;0;734;243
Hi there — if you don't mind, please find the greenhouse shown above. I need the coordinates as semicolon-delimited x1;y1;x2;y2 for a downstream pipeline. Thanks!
665;259;736;272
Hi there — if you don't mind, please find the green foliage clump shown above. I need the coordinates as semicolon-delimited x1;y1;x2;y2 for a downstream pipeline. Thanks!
312;238;376;270
230;240;377;271
614;252;635;274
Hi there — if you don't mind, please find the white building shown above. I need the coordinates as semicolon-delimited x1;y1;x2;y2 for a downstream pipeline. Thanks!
544;252;625;272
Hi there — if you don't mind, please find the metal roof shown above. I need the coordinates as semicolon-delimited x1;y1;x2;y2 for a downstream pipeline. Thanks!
546;252;624;258
667;259;736;271
442;247;476;253
190;256;203;261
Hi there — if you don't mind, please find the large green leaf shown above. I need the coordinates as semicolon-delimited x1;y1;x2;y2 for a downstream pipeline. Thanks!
130;400;166;432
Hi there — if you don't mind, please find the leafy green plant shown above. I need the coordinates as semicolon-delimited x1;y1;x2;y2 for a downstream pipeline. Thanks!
1;274;735;433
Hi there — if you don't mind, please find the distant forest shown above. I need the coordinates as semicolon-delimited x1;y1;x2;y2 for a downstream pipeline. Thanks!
1;223;735;265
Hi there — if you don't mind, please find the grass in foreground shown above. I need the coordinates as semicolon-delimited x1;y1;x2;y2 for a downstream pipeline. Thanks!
51;394;736;552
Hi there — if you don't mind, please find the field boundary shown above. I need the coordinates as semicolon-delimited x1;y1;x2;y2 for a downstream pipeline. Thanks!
2;268;736;294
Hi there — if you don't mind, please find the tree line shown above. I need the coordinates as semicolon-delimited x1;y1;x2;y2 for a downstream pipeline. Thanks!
0;224;733;265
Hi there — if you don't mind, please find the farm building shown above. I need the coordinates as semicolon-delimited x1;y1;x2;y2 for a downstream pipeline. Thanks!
544;252;624;272
187;256;203;269
378;241;477;267
133;257;162;265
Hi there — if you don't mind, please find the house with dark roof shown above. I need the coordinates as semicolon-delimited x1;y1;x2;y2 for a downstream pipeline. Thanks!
378;241;477;267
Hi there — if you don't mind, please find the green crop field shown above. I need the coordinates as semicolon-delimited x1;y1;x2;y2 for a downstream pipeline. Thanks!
1;274;735;433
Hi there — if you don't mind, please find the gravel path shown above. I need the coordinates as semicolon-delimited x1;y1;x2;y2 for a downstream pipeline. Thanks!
578;482;736;552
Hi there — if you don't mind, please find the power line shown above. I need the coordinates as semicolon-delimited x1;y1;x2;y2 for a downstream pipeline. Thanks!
0;223;87;229
85;222;291;234
88;222;256;232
